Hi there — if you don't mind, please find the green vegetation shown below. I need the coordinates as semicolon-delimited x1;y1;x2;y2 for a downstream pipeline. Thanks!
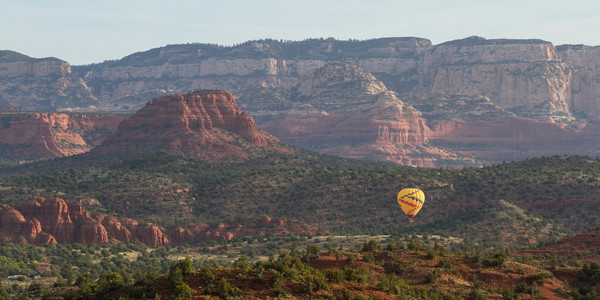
1;153;595;247
0;237;583;299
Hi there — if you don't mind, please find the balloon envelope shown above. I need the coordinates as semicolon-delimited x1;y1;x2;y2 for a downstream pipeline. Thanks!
397;188;425;222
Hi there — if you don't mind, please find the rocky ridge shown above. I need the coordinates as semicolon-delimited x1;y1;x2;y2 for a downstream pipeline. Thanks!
256;62;465;167
90;90;284;161
0;50;98;111
5;37;600;166
0;112;125;160
69;37;596;124
0;197;322;246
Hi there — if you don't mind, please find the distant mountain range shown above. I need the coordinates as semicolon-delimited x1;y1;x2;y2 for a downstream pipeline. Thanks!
2;37;600;166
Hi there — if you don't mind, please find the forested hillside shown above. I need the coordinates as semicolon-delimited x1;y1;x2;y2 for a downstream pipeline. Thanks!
3;152;599;248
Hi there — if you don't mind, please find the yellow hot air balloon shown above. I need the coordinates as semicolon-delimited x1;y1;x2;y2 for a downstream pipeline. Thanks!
397;188;425;222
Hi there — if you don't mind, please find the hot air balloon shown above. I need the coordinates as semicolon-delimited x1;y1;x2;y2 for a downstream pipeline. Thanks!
397;188;425;222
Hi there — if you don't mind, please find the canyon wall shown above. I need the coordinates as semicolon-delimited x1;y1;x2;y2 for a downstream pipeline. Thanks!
5;37;600;166
0;112;125;160
0;51;98;111
71;37;600;125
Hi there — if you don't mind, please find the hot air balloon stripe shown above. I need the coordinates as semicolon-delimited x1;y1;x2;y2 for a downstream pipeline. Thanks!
398;198;419;208
405;190;425;204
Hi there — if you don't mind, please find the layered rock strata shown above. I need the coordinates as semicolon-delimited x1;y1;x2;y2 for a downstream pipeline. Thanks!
0;113;125;160
0;50;97;111
6;37;600;167
92;90;282;161
0;197;322;246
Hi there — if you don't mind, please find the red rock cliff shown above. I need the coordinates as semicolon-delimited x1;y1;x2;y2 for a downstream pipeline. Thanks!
94;90;281;161
0;198;323;246
0;112;125;160
0;197;169;246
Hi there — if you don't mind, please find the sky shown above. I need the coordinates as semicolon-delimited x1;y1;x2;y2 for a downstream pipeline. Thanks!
1;0;600;65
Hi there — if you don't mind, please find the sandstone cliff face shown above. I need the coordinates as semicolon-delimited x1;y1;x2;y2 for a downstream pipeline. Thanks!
72;38;430;112
557;45;600;119
0;112;125;160
0;51;98;111
70;37;587;124
8;37;600;167
0;197;323;246
92;90;282;161
256;62;457;166
418;37;574;123
0;197;170;246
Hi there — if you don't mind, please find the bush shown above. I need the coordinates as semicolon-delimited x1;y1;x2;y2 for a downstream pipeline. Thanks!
170;257;194;276
386;261;403;276
424;269;441;283
304;275;329;294
363;253;375;264
199;266;216;285
304;244;321;261
487;252;507;267
216;278;240;297
344;267;357;282
377;273;410;294
325;268;345;283
346;253;356;264
361;240;380;252
579;262;600;285
174;282;193;299
406;239;428;251
436;257;453;269
95;271;125;298
233;255;252;275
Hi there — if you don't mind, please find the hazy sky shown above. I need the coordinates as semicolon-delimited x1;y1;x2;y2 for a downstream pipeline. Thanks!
2;0;599;65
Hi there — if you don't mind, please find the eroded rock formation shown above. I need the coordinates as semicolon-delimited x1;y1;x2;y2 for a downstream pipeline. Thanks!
0;112;125;160
0;50;97;111
92;90;283;161
6;37;600;166
0;197;323;246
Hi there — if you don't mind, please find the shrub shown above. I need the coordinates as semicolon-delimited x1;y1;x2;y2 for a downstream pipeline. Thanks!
579;262;600;285
174;282;193;299
487;252;507;267
390;260;405;274
199;266;216;285
424;269;441;283
344;267;357;282
377;273;410;294
361;240;380;252
325;268;345;283
216;278;240;297
233;255;252;275
436;257;453;269
95;271;125;298
304;244;321;261
346;253;356;264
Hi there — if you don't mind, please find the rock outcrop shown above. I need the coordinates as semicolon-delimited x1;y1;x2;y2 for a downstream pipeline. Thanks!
70;37;589;124
91;90;283;161
0;112;125;160
0;50;98;111
418;37;574;123
557;44;600;119
7;197;173;246
0;197;323;246
6;37;600;166
256;62;463;166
